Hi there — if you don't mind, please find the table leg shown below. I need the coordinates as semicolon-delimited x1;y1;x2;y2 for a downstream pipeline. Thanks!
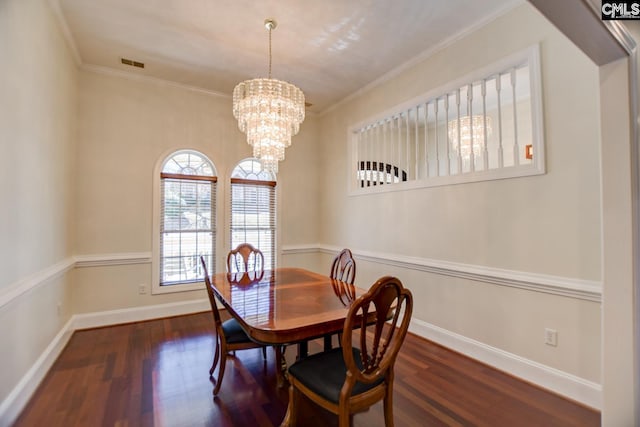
297;341;308;359
275;345;288;388
323;335;333;352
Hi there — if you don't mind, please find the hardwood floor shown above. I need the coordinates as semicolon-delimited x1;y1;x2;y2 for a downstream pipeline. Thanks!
13;312;600;427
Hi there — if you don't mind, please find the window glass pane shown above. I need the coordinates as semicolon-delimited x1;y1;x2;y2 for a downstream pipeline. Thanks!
160;150;216;286
230;158;276;270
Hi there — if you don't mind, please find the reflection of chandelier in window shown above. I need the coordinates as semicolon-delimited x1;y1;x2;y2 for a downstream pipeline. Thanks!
448;115;493;158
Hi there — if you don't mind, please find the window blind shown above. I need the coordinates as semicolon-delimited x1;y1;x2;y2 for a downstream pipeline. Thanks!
230;177;276;270
160;173;217;285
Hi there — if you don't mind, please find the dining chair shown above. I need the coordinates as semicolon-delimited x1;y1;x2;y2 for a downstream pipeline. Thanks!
201;256;266;395
283;276;413;427
227;243;265;272
330;248;356;284
324;248;356;350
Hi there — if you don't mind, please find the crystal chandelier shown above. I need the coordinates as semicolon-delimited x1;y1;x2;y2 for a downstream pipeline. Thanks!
232;19;305;174
448;115;493;158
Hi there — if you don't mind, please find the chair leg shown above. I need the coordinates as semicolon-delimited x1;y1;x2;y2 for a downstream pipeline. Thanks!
212;352;227;395
383;384;394;427
280;384;299;427
337;409;352;427
262;346;267;360
210;337;221;377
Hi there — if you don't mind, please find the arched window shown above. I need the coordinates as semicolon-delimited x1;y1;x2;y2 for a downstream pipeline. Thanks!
230;158;276;271
155;150;216;292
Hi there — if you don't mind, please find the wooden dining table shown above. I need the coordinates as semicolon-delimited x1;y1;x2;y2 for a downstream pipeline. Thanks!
209;267;366;389
209;267;363;347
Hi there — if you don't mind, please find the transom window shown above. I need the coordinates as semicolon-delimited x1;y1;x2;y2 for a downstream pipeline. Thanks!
159;150;216;287
230;159;276;271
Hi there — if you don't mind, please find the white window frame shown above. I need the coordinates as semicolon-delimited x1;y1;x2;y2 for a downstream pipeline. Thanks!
152;149;217;295
348;44;545;196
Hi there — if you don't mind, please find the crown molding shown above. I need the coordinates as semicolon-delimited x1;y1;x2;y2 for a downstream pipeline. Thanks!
81;64;231;99
46;0;82;66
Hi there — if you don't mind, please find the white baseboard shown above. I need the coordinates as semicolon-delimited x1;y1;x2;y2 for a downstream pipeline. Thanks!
72;298;209;330
0;299;209;427
0;317;75;427
408;317;602;410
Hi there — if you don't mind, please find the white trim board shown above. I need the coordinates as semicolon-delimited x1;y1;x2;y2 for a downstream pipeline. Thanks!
0;316;75;427
72;298;209;330
1;247;602;422
0;258;75;309
409;318;601;410
74;252;152;268
0;300;600;426
281;243;603;409
1;253;152;310
0;299;209;427
281;244;602;302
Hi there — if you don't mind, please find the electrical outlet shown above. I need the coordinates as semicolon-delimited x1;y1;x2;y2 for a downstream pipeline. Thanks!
544;328;558;347
138;284;147;295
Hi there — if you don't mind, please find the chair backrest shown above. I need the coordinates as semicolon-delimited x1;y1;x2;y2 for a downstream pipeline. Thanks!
341;276;412;389
330;248;356;284
330;279;357;306
227;243;264;273
201;256;223;331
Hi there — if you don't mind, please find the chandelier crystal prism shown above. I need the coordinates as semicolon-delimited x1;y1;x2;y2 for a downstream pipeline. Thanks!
448;115;493;158
232;19;305;174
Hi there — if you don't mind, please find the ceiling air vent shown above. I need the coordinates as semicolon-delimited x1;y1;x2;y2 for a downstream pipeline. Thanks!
120;58;144;69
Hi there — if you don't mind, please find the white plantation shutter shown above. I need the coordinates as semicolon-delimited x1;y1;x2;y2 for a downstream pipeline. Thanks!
230;178;276;270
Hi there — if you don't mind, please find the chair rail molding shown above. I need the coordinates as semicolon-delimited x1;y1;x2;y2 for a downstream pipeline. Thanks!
281;244;602;302
74;252;152;267
1;253;153;310
0;257;75;309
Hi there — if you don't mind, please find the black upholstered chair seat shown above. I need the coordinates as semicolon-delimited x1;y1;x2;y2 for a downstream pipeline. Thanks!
288;347;384;404
221;318;253;344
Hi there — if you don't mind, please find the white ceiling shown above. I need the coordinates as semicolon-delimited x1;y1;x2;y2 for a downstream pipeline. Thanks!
57;0;520;113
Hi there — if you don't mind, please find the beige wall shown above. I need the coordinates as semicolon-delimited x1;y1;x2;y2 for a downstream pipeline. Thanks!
0;0;77;407
317;3;602;382
6;0;637;422
73;69;320;312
